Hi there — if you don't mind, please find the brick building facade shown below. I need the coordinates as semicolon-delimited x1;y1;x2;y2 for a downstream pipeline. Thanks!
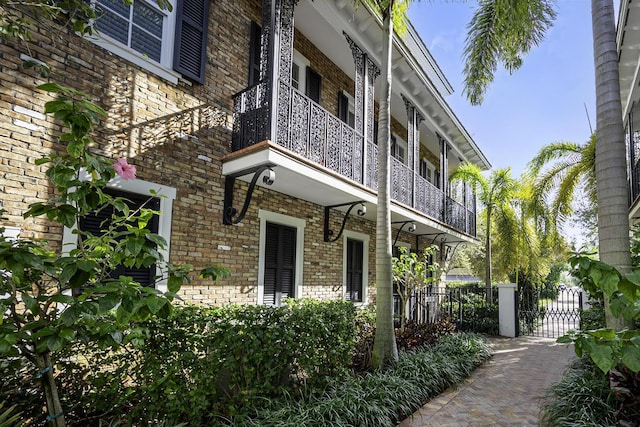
0;0;490;308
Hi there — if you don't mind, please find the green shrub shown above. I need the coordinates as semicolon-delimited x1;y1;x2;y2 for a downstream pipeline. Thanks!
19;300;356;425
541;358;620;427
231;333;491;427
579;301;605;330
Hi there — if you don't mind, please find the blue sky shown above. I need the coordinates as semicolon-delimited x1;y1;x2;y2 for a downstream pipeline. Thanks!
408;1;596;177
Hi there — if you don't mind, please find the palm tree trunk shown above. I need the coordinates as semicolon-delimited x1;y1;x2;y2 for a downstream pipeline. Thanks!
591;0;634;330
372;0;399;368
485;205;493;302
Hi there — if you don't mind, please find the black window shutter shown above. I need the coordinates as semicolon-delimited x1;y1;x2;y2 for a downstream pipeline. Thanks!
338;91;348;123
306;67;321;104
173;0;210;84
78;189;160;291
346;238;364;302
248;21;262;86
264;222;297;306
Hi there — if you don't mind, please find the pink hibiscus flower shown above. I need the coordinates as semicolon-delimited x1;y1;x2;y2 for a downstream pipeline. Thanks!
113;157;137;180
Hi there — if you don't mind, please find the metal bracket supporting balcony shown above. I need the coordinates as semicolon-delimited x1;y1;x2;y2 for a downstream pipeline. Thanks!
416;233;447;249
223;164;276;225
442;240;467;262
391;221;417;246
324;201;367;242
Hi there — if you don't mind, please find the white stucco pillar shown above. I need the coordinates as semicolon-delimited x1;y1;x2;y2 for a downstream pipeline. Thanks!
497;283;518;337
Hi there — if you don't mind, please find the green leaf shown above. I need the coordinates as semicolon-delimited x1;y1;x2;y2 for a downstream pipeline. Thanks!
167;275;182;293
146;296;167;315
126;237;144;257
58;328;76;341
618;278;640;301
46;335;63;352
69;269;91;288
98;293;121;313
599;270;621;298
37;82;65;93
587;328;617;340
21;292;40;314
59;263;78;285
587;342;616;373
621;345;640;372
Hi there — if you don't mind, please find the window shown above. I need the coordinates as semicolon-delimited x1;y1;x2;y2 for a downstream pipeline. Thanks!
78;188;160;291
391;134;407;164
419;158;436;184
292;50;321;103
338;91;356;128
62;173;176;292
248;21;262;86
258;210;305;305
343;231;369;304
90;0;209;83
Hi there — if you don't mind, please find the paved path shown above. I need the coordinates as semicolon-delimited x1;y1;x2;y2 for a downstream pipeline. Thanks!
398;336;576;427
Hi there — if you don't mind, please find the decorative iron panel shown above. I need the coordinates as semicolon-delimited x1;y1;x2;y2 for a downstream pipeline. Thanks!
366;141;378;192
290;90;310;155
446;197;466;232
276;80;291;147
341;125;355;180
309;103;326;164
327;115;342;173
415;175;444;221
391;157;412;206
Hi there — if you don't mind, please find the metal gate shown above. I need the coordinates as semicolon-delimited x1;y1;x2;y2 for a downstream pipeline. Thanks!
517;287;582;337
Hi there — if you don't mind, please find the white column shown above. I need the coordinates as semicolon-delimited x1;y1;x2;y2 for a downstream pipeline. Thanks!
498;283;517;337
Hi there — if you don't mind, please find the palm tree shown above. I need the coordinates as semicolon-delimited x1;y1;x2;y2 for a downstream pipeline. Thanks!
464;0;632;330
527;134;596;228
450;164;518;299
358;0;410;368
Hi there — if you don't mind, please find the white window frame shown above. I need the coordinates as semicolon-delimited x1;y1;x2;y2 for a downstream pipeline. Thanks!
87;0;180;83
257;210;305;305
391;134;408;164
342;230;369;306
343;91;356;128
62;172;177;292
420;157;436;184
292;49;310;94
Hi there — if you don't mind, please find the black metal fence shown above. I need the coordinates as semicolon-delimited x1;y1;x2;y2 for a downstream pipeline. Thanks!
517;287;583;338
394;286;499;335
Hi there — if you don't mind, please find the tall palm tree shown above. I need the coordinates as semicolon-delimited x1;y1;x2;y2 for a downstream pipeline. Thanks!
464;0;632;330
527;134;596;226
358;0;410;368
450;164;518;299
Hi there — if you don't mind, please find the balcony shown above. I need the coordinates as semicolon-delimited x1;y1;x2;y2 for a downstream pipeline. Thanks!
231;80;476;237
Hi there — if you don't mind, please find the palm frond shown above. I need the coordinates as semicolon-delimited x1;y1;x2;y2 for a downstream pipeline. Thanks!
463;0;556;105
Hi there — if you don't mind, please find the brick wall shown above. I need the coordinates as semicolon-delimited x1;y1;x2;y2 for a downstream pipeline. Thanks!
0;0;428;307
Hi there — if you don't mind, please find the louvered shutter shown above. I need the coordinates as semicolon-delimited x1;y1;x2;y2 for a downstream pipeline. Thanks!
338;91;349;123
346;238;363;302
79;189;159;291
306;67;321;104
173;0;209;84
263;222;297;306
248;21;261;86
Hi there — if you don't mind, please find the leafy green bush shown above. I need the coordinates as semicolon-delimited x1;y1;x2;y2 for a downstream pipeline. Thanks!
231;333;491;427
541;358;620;427
579;301;605;330
4;300;356;425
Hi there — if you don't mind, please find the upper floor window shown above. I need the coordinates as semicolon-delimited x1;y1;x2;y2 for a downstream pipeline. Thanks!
391;134;407;164
338;91;355;128
292;50;321;104
90;0;209;84
420;158;436;184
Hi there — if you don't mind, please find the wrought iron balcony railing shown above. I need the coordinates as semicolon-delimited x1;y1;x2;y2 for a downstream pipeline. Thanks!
232;79;476;236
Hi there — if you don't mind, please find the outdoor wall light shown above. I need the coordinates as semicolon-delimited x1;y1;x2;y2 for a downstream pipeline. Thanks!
323;201;368;242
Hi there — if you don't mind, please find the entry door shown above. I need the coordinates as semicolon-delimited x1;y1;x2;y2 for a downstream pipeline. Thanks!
263;222;297;305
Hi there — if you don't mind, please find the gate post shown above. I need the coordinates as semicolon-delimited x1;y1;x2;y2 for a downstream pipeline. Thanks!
498;283;518;337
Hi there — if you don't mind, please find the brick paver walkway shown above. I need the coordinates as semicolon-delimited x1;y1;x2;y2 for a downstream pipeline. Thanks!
397;336;576;427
